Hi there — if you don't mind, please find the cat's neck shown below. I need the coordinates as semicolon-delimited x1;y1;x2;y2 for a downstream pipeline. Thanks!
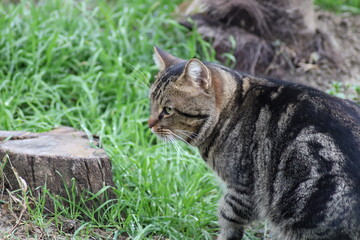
197;65;275;152
195;66;244;150
209;65;241;113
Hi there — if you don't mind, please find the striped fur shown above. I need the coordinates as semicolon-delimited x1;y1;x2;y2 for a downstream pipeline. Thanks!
149;47;360;240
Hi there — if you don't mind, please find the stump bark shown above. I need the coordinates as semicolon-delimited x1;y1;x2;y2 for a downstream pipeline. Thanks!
0;127;115;200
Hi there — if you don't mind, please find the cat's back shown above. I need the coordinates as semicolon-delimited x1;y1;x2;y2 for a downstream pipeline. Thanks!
245;76;360;142
247;77;360;181
262;77;360;149
241;77;360;239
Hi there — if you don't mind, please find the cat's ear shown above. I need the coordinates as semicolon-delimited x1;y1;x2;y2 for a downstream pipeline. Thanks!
153;46;183;71
183;58;211;90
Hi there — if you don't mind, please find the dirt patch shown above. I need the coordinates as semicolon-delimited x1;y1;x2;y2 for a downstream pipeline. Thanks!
0;193;63;240
289;10;360;90
0;191;124;239
0;194;17;237
180;4;360;92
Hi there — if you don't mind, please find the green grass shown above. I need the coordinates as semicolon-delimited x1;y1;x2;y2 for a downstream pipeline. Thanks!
0;0;219;239
0;0;359;239
315;0;360;13
327;82;360;103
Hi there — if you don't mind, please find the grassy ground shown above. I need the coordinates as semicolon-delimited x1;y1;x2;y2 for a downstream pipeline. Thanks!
0;0;219;239
315;0;360;13
0;0;359;239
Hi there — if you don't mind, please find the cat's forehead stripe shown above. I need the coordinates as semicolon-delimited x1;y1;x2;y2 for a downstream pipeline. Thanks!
154;75;172;100
152;75;168;100
152;62;186;101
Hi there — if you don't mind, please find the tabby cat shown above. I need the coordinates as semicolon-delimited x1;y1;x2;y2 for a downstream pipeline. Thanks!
148;46;360;240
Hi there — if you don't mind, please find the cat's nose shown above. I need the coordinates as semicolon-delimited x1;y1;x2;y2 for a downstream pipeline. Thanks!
148;117;158;129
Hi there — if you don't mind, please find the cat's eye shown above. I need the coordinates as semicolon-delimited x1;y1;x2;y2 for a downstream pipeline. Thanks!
163;107;174;115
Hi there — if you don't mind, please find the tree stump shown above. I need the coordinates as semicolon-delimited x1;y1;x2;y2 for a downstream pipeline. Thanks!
0;127;115;203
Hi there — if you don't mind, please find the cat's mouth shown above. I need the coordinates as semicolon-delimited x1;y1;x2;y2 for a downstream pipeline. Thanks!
152;128;194;144
152;128;175;141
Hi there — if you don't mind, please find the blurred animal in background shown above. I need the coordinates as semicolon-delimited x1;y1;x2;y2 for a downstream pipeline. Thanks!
176;0;341;82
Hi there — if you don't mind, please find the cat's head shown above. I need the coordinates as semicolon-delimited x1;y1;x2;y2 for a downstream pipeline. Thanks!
148;47;219;146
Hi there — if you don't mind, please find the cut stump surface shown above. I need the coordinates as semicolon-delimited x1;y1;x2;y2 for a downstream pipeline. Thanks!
0;127;114;199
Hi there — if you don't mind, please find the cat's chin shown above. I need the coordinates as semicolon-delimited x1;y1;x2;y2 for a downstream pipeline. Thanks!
156;134;171;141
152;131;174;142
153;131;183;143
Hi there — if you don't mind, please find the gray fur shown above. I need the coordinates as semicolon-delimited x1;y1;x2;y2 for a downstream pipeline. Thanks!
149;48;360;240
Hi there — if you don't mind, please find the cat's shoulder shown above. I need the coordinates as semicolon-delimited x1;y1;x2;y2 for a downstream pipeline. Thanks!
205;61;359;112
248;74;359;109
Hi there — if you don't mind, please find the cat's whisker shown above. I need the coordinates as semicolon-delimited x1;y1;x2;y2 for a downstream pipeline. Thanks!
123;61;151;89
172;130;199;153
169;132;202;169
170;136;189;171
168;134;193;173
172;129;197;140
165;136;171;157
171;136;184;158
159;136;169;158
174;129;199;139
